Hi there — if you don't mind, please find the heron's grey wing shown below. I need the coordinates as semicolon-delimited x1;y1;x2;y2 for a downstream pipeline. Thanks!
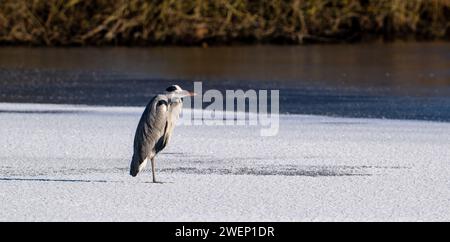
133;96;169;163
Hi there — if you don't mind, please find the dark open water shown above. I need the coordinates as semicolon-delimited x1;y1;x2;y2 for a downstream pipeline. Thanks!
0;43;449;121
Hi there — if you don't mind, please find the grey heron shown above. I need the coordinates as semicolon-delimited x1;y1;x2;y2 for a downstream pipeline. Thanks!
129;85;196;182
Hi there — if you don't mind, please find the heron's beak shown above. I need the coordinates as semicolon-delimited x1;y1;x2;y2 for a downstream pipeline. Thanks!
183;90;197;97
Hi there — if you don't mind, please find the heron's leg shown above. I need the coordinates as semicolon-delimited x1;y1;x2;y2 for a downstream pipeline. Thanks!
151;157;156;183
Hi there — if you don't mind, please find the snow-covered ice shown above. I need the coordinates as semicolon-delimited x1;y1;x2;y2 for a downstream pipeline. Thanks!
0;103;449;221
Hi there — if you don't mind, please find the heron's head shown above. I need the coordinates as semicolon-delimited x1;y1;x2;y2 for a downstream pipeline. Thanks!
165;85;196;103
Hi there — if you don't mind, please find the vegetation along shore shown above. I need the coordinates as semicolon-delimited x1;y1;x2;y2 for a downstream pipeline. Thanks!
0;0;449;46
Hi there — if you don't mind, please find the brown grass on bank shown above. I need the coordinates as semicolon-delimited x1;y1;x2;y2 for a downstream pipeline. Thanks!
0;0;449;46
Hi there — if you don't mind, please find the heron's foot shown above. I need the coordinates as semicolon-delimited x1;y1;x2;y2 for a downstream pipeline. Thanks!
144;180;170;184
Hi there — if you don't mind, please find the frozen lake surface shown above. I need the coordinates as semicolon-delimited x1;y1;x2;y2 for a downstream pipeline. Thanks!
0;103;449;221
